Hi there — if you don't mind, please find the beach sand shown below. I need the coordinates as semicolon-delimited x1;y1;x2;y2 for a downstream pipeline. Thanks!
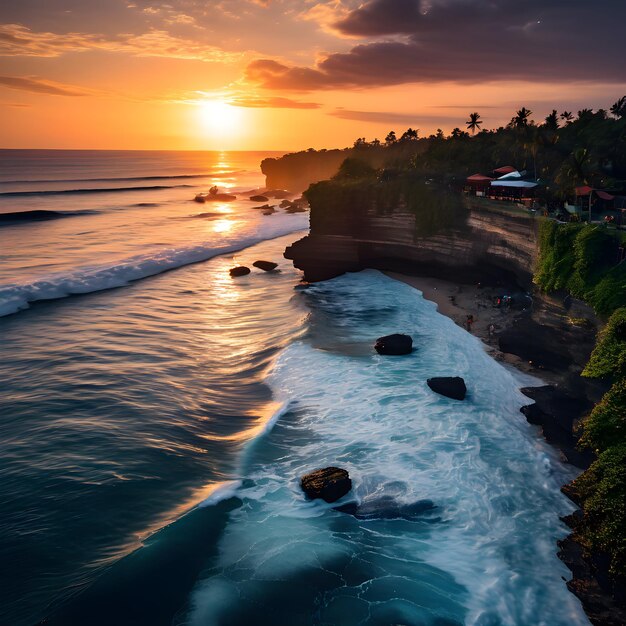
385;271;541;378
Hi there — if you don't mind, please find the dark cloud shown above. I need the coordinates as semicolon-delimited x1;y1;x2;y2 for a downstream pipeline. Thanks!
229;95;320;109
0;75;89;96
329;108;419;124
247;0;626;89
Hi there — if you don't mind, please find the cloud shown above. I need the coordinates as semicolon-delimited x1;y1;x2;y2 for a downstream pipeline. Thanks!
246;0;626;89
229;95;321;108
0;23;240;63
0;76;91;97
299;1;353;36
329;108;419;124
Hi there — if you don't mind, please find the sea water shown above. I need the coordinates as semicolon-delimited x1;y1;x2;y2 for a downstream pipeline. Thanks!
181;271;589;626
0;151;589;625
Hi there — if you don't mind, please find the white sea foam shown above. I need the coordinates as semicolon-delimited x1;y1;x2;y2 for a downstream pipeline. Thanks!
184;270;589;626
0;215;308;317
198;480;243;507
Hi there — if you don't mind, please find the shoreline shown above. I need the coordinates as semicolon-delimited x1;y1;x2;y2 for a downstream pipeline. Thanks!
384;271;545;379
386;270;626;626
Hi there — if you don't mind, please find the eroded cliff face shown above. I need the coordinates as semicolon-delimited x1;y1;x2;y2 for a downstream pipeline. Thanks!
285;200;539;288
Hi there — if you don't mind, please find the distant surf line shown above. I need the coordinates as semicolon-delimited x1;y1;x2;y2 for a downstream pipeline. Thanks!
0;184;194;197
0;171;245;186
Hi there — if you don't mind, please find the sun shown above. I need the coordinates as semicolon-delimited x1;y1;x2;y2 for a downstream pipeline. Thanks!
199;100;242;136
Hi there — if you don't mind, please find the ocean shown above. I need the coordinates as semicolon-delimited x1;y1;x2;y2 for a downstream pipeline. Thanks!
0;150;589;625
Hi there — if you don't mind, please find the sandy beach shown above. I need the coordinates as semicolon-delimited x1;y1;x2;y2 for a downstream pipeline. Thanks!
385;271;543;378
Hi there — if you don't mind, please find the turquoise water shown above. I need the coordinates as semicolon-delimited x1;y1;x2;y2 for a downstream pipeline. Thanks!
0;151;589;625
181;270;588;626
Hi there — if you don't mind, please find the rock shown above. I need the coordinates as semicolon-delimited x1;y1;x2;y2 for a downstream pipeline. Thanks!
195;192;236;202
251;204;272;210
427;377;467;400
300;467;352;503
374;334;413;355
253;260;278;271
335;496;436;521
249;194;269;202
279;199;292;208
229;266;250;277
266;189;291;199
262;207;276;216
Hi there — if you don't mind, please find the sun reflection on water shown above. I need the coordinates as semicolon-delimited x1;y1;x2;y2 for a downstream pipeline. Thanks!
212;218;234;233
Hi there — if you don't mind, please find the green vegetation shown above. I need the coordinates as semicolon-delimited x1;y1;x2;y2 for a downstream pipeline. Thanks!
570;443;626;575
267;97;626;205
583;308;626;379
578;380;626;453
304;168;465;238
534;220;626;314
536;225;626;575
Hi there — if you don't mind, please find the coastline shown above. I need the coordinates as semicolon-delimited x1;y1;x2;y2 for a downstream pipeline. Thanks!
386;270;626;626
384;271;542;377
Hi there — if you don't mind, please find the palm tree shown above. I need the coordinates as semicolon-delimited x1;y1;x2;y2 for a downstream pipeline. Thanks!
400;128;418;141
513;107;532;128
450;127;462;138
560;111;574;124
544;110;559;131
466;112;482;135
610;96;626;119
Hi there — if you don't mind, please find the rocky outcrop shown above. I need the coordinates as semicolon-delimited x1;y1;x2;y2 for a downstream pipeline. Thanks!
427;377;467;400
285;200;539;289
229;266;250;277
249;195;269;202
253;260;278;271
335;496;436;520
300;467;352;503
374;334;413;355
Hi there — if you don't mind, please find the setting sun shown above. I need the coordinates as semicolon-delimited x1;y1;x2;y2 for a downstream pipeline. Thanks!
199;101;243;137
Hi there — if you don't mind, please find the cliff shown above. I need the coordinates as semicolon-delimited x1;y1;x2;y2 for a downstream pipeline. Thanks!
285;194;539;288
261;150;350;192
284;182;626;624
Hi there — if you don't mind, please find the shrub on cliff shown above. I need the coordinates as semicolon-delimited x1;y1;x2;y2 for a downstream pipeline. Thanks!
334;158;376;180
534;220;578;292
304;175;466;238
583;307;626;378
535;221;626;314
570;443;626;575
579;379;626;452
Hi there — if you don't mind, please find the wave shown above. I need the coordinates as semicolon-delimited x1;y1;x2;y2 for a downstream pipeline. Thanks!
183;271;587;626
0;171;246;187
0;220;309;317
0;184;193;198
198;481;243;508
0;209;98;224
0;173;227;185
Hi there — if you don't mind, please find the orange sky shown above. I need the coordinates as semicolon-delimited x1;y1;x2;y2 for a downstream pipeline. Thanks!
1;1;625;151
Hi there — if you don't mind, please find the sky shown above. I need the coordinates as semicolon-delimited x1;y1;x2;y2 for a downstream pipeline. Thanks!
1;0;625;151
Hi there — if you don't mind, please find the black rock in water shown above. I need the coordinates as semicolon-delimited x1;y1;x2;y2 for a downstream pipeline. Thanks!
229;266;251;277
335;496;436;521
253;260;278;271
249;194;269;202
374;334;413;355
300;467;352;503
427;377;467;400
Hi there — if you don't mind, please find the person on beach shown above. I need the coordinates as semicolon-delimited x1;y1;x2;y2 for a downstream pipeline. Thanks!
488;323;495;338
465;314;474;332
